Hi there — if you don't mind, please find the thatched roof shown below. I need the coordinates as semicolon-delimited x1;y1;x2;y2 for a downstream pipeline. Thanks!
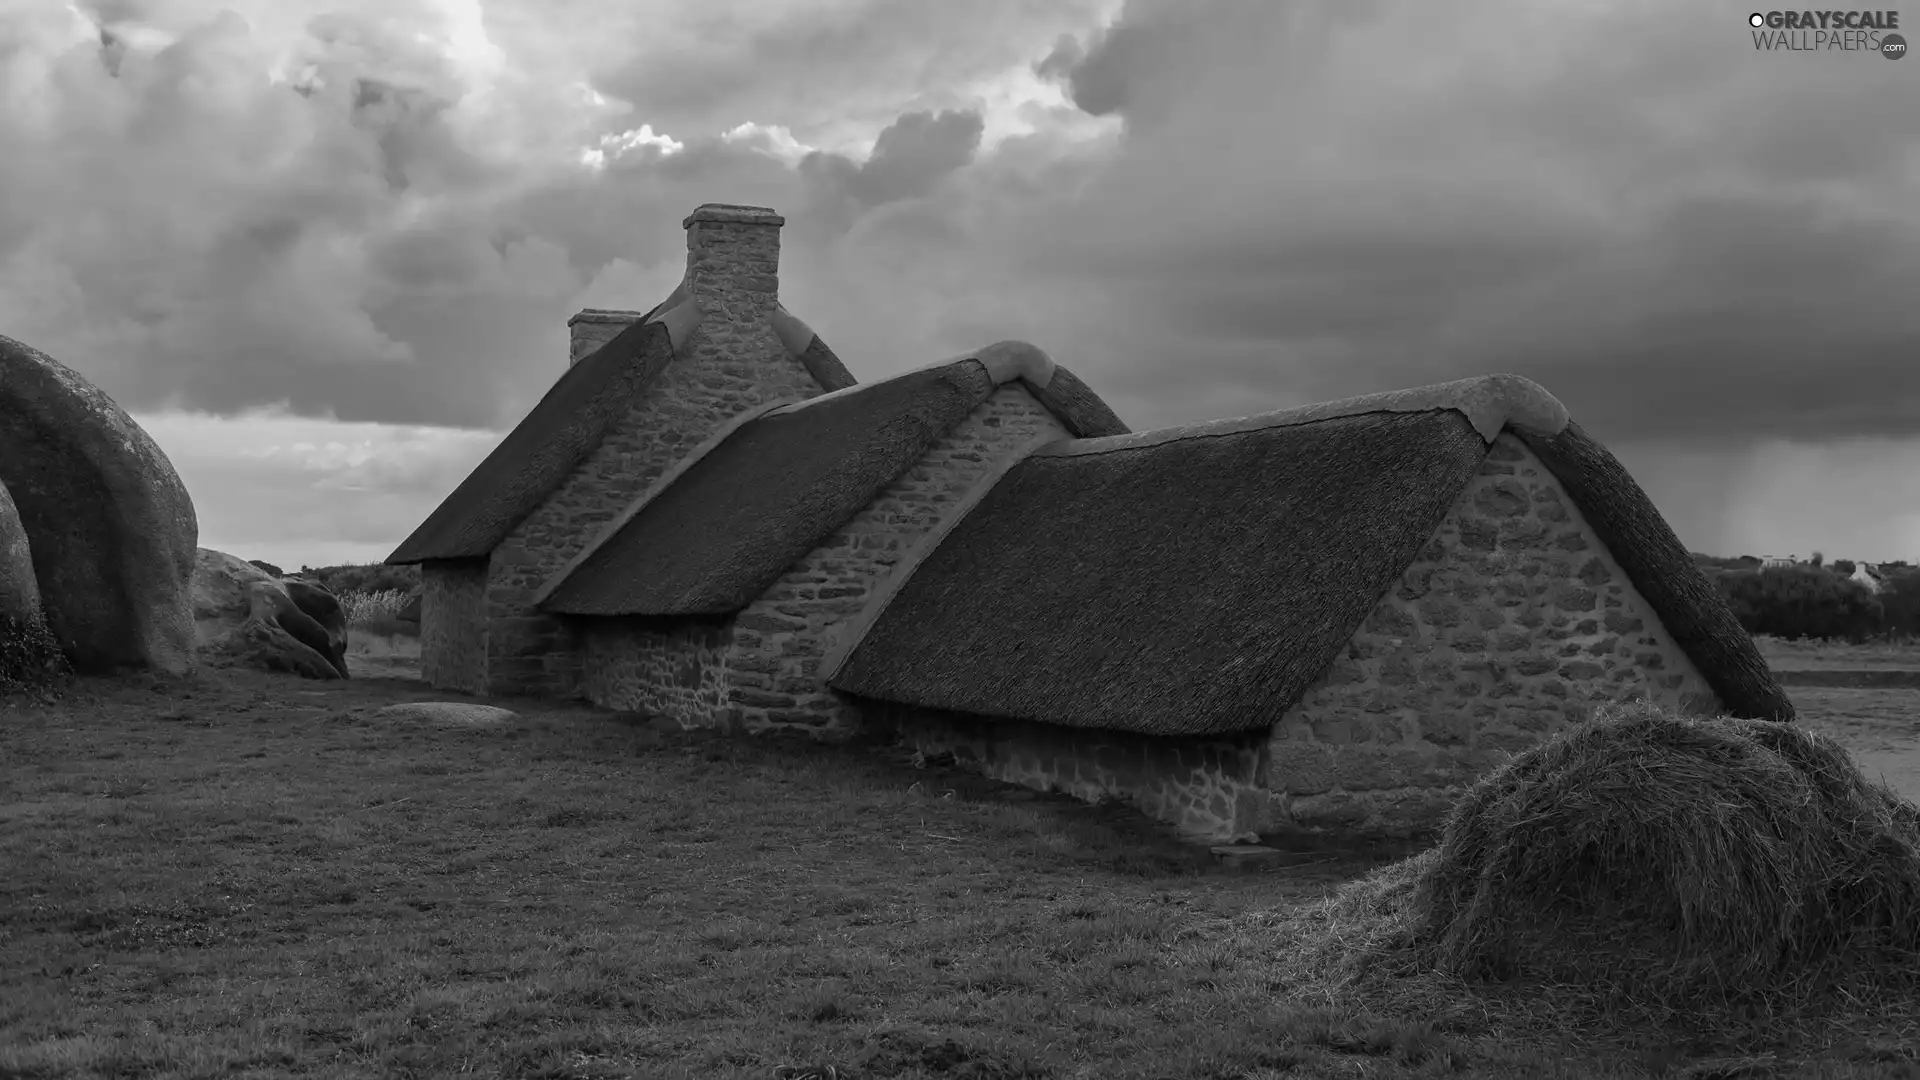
386;290;854;565
828;374;1795;736
537;344;1128;616
386;296;688;565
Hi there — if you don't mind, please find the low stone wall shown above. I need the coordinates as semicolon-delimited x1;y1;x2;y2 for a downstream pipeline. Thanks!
1266;434;1722;837
883;703;1271;844
420;559;488;694
723;384;1072;735
578;614;734;727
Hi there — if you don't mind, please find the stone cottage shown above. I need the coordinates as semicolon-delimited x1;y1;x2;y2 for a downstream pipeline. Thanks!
386;204;862;695
389;202;1793;844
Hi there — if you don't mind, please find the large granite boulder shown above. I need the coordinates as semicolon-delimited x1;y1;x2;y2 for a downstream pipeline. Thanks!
192;549;350;679
0;479;67;690
0;334;198;675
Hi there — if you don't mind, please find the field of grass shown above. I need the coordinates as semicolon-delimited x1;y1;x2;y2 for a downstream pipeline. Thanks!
4;665;1920;1079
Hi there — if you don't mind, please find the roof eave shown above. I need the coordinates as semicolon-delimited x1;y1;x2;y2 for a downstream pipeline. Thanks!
530;396;803;611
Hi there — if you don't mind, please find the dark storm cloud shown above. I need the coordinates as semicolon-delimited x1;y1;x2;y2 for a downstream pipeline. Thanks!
1022;0;1920;443
794;110;987;236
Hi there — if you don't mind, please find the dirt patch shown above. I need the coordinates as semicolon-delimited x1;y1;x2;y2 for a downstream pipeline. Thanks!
1791;685;1920;806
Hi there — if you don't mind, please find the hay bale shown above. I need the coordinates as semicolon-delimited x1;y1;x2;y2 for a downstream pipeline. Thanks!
1412;701;1920;1002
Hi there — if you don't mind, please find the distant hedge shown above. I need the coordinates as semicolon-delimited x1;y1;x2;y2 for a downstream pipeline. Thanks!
1703;564;1920;642
297;562;421;596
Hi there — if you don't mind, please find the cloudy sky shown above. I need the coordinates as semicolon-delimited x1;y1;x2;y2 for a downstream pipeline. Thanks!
4;0;1918;571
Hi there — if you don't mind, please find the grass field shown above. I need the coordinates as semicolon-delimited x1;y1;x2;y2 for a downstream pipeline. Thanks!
3;648;1920;1078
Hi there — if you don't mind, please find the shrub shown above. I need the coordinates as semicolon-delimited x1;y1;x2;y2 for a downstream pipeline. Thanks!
1712;565;1883;642
1879;568;1920;638
0;612;72;697
247;559;283;577
300;562;420;596
340;588;409;625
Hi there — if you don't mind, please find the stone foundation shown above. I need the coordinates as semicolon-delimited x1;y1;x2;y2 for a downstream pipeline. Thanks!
883;703;1272;844
578;615;735;726
420;559;488;694
721;383;1072;735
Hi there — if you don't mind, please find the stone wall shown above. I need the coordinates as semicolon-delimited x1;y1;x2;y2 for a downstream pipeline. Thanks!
483;210;823;698
885;703;1270;844
578;614;735;726
1266;432;1721;837
420;559;488;694
720;383;1073;736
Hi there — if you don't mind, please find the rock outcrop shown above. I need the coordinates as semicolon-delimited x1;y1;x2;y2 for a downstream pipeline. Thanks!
192;548;350;679
224;581;345;680
0;334;198;675
282;578;349;677
192;548;276;645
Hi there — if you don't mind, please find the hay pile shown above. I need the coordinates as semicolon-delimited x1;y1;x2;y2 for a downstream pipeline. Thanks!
1294;702;1920;1012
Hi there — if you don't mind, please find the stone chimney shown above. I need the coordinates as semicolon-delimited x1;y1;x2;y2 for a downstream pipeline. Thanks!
682;203;783;319
566;308;645;368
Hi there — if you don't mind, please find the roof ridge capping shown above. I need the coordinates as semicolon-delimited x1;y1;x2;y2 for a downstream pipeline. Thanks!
683;203;785;227
970;340;1057;389
1037;373;1569;457
762;339;1059;419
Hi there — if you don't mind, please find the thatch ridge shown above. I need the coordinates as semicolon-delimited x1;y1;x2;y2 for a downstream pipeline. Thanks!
1512;421;1795;723
387;316;679;564
828;410;1490;735
1035;373;1561;457
799;334;857;391
769;304;858;392
1030;364;1129;437
540;361;1000;616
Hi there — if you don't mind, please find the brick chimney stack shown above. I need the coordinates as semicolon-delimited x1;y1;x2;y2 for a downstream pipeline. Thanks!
682;203;783;319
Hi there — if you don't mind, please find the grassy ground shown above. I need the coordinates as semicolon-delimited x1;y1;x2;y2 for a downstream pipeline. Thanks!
1755;634;1920;673
4;664;1919;1078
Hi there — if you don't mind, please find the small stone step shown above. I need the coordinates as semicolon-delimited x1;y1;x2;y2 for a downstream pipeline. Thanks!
1209;844;1294;870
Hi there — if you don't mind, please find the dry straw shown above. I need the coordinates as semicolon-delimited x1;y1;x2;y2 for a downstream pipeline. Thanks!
1282;701;1920;1029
